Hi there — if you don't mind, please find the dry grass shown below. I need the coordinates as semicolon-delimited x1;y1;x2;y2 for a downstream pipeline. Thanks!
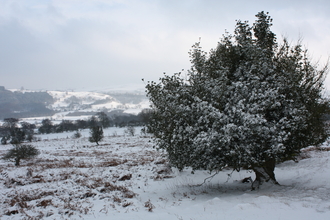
144;200;155;212
298;146;330;160
0;136;168;219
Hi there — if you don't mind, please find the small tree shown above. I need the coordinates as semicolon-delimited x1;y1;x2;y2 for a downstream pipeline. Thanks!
10;128;26;144
89;126;104;145
38;119;54;134
2;144;40;166
146;11;329;189
1;118;22;144
20;122;36;142
3;118;19;130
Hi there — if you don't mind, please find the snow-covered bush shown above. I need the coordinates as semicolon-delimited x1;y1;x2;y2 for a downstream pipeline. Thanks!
145;11;329;189
2;144;40;166
72;130;82;139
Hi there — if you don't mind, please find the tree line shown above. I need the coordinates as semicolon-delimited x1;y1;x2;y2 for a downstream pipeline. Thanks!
37;110;152;134
0;109;152;144
0;110;152;166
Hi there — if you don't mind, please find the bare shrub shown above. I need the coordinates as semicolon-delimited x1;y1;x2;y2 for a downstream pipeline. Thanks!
113;196;122;203
123;191;136;199
72;131;82;138
144;200;155;212
125;126;136;136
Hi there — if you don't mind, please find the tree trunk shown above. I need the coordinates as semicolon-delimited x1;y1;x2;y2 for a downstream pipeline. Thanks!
15;158;20;166
251;158;279;190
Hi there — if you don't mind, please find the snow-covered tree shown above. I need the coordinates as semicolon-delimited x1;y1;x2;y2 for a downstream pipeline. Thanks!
89;126;104;145
145;12;329;189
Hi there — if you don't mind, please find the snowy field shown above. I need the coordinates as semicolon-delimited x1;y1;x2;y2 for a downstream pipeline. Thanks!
0;127;330;220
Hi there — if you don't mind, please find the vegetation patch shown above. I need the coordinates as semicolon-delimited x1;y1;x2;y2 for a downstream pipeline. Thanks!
0;134;166;219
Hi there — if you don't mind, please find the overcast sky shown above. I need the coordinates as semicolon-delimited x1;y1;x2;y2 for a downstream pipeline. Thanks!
0;0;330;91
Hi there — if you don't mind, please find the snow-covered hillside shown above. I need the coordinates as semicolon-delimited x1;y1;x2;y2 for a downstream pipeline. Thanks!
0;87;150;121
0;127;330;220
47;90;149;115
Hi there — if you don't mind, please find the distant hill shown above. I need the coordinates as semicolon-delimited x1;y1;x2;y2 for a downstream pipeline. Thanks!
0;86;149;120
47;90;149;115
0;86;55;119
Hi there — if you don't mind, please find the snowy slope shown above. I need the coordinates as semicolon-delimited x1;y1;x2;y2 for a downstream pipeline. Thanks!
48;91;113;109
3;88;150;121
47;90;149;114
0;128;329;220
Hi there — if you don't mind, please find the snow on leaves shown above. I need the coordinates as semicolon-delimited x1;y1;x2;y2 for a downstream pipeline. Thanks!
146;11;329;176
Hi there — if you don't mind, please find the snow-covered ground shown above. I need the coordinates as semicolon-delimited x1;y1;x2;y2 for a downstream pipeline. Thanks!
1;127;330;220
